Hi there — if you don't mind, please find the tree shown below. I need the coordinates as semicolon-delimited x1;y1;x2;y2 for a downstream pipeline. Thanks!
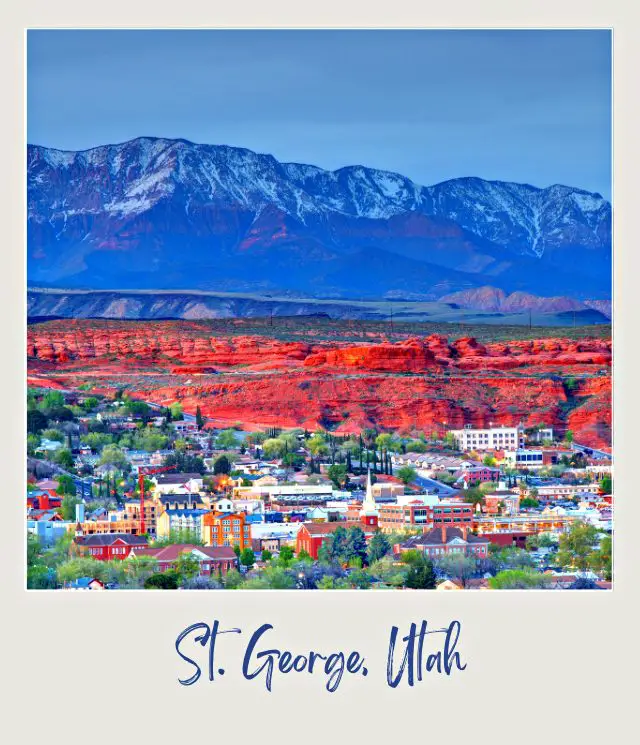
99;444;128;469
520;497;539;509
54;449;75;469
368;531;391;563
213;455;232;475
436;553;479;587
278;545;295;566
557;520;599;572
327;464;348;488
27;410;48;434
61;493;81;521
261;549;273;563
41;390;65;410
589;534;612;580
306;433;329;457
144;571;180;589
564;430;574;444
195;406;206;430
56;473;77;496
600;475;612;495
82;397;99;412
489;570;550;589
344;526;369;565
175;553;201;581
405;557;437;589
397;466;417;486
483;455;498;467
240;548;256;569
216;429;238;450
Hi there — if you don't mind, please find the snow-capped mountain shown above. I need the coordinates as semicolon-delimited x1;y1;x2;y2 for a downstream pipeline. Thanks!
27;137;611;299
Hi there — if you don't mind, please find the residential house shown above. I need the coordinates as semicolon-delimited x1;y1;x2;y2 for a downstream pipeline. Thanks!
152;472;204;496
64;577;106;591
296;514;379;560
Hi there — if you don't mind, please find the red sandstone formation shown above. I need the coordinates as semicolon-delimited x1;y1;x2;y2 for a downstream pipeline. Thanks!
26;320;612;448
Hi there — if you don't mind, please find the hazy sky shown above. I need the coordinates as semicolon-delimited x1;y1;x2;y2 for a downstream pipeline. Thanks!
27;29;612;198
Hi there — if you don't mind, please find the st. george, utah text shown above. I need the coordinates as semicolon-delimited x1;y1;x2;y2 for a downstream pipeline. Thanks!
175;619;466;691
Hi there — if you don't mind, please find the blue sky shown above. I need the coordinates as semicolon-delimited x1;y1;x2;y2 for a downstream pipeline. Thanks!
27;29;612;198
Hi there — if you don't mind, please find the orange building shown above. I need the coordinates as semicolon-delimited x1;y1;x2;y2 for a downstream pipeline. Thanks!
124;499;159;536
203;511;251;550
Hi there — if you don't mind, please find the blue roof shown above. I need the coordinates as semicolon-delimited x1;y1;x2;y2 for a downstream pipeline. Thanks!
165;509;208;517
245;514;263;523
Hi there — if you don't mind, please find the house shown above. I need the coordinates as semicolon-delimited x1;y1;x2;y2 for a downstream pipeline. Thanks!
27;512;72;546
36;438;65;455
73;533;149;561
130;544;238;576
64;577;106;591
154;493;208;513
395;526;490;560
454;466;500;487
27;490;61;511
152;472;204;496
202;511;252;550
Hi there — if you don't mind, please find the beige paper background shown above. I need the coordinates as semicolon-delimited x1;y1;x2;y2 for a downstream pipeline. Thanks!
2;3;637;742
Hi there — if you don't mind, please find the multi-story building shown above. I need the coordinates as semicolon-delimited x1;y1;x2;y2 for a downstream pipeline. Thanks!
473;512;578;536
450;425;524;452
202;511;252;550
528;482;601;501
152;472;204;496
378;500;474;534
156;508;208;539
124;498;160;536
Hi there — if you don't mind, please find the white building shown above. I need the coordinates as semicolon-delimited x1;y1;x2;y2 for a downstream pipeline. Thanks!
503;449;544;469
450;425;524;452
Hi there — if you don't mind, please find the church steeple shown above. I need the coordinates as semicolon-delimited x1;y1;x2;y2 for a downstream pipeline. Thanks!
360;468;378;516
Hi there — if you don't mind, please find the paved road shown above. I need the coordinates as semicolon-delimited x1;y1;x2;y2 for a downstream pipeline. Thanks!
571;443;612;461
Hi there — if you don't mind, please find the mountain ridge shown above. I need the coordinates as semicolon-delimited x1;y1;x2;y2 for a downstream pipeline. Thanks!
28;137;612;301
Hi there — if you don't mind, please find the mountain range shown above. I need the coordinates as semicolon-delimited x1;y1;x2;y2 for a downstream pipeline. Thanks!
27;137;612;302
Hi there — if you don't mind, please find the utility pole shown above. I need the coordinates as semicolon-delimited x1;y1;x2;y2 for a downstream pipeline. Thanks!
528;309;532;330
389;304;394;334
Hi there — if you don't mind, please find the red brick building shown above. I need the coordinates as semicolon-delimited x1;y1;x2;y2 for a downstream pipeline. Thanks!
202;511;252;550
296;515;379;560
378;501;474;534
73;533;149;561
130;544;238;576
395;526;490;560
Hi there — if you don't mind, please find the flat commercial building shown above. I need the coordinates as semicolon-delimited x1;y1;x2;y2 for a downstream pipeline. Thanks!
450;425;524;452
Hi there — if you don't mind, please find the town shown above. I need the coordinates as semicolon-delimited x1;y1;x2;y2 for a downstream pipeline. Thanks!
26;387;613;590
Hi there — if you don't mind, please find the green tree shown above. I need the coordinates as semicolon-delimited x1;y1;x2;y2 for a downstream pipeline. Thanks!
489;570;550;589
564;430;574;444
27;410;48;434
600;475;612;495
436;554;478;588
262;438;286;459
213;455;232;475
42;428;65;442
483;455;498;467
169;402;183;420
175;553;201;581
216;429;238;450
557;520;599;572
306;433;329;457
61;492;81;521
344;526;368;565
397;466;417;485
41;390;65;411
405;556;437;589
82;397;99;412
589;534;612;580
240;548;256;569
144;571;180;589
54;449;75;470
99;444;128;469
327;464;348;488
196;406;206;430
368;530;391;563
278;545;295;567
261;549;273;563
56;473;77;496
